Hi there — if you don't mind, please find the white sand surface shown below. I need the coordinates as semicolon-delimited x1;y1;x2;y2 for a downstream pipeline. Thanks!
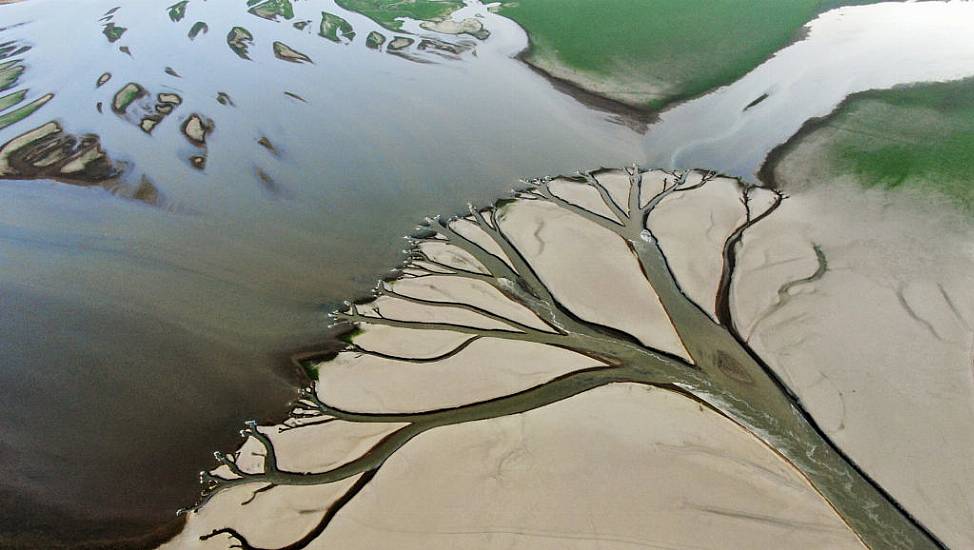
496;199;690;360
733;179;974;549
648;176;746;319
314;385;863;549
391;274;553;331
318;337;601;413
162;167;969;549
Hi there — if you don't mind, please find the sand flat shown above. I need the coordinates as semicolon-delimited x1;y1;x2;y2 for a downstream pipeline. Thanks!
449;217;514;269
548;177;621;221
359;295;518;331
648;176;746;320
350;324;474;358
496;199;690;360
733;180;974;549
592;168;634;213
391;274;554;331
161;478;361;549
314;385;863;549
163;167;962;549
317;338;602;413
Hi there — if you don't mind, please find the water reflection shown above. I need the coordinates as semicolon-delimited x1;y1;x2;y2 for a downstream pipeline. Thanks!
1;40;133;199
0;121;132;189
1;0;488;209
0;0;641;546
641;1;974;180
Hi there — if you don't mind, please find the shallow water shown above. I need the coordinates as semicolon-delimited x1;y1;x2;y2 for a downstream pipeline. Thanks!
642;1;974;180
1;0;974;546
0;0;642;545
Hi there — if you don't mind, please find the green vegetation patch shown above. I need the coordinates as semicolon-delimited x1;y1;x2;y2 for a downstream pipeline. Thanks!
802;78;974;210
299;360;320;380
227;26;254;59
0;43;30;62
319;11;355;42
273;41;311;63
335;0;464;31
248;0;295;21
339;326;363;344
168;1;189;22
0;61;25;93
494;0;884;110
0;47;52;132
0;93;52;131
0;89;27;113
188;21;208;39
366;30;386;49
102;22;127;43
112;82;146;113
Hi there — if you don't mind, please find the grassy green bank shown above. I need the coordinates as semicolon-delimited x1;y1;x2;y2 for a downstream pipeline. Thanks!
494;0;884;111
328;0;889;112
760;77;974;211
335;0;464;31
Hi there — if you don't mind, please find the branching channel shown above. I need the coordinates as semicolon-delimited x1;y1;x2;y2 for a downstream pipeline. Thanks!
188;166;943;550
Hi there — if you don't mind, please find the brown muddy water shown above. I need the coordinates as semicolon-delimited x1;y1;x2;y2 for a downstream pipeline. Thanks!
2;0;974;547
0;0;643;546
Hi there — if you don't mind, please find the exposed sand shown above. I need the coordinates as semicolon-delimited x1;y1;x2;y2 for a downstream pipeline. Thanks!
418;240;490;273
161;477;362;549
548;176;621;220
170;385;861;549
648;175;746;319
315;385;862;549
591;169;633;208
391;274;554;331
419;17;489;40
449;217;514;269
317;336;602;413
734;176;974;548
523;53;670;109
350;323;472;358
164;167;965;549
360;294;517;331
496;198;691;361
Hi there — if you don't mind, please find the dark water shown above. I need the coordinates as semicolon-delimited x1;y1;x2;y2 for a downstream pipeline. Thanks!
0;0;642;546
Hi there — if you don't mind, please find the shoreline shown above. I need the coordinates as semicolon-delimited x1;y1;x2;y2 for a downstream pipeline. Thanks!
756;103;840;189
758;77;974;211
501;0;941;152
166;167;971;548
145;327;355;548
504;3;824;132
512;47;658;133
